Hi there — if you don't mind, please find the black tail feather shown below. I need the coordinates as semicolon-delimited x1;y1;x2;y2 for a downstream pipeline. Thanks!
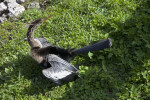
72;38;112;55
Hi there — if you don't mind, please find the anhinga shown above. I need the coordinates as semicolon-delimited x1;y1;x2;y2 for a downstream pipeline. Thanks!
26;16;112;85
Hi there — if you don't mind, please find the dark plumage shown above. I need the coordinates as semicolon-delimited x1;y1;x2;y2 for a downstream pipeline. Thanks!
26;16;112;85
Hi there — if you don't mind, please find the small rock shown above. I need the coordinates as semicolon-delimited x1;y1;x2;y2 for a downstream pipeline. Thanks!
5;0;16;3
16;0;26;4
7;2;25;17
0;2;7;12
0;14;7;23
28;2;40;8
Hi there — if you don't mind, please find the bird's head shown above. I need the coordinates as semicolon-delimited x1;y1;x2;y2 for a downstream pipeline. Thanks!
29;15;54;29
25;15;54;41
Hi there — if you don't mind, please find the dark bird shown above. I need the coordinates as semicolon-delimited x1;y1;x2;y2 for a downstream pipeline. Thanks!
26;16;112;85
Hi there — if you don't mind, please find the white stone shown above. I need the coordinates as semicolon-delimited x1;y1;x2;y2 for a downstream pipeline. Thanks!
5;0;16;3
0;2;7;12
28;2;40;8
7;2;25;17
0;14;7;23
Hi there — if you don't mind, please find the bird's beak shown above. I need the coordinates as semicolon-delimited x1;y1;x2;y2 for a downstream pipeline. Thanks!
42;15;54;23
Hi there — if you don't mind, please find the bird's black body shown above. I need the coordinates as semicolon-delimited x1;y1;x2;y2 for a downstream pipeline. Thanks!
26;17;112;85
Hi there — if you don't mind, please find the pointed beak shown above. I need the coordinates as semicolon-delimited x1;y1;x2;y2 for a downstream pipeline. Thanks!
42;15;54;23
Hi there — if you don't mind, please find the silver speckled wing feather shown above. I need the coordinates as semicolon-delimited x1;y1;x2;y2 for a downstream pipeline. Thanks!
42;54;78;85
35;38;53;47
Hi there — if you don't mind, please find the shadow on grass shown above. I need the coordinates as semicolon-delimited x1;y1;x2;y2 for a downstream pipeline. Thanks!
58;0;150;99
0;54;58;96
0;52;95;97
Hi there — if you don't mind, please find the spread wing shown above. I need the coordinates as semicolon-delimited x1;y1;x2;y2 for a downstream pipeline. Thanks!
36;38;74;62
35;38;53;47
42;54;78;85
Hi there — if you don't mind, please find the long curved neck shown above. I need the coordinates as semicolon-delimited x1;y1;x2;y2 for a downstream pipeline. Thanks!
27;16;52;47
27;24;37;47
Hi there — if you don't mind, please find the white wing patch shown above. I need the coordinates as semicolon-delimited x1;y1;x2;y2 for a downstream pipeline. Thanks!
42;54;78;84
42;69;72;80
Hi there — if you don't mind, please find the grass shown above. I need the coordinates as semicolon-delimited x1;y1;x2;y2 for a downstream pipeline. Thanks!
0;0;150;99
